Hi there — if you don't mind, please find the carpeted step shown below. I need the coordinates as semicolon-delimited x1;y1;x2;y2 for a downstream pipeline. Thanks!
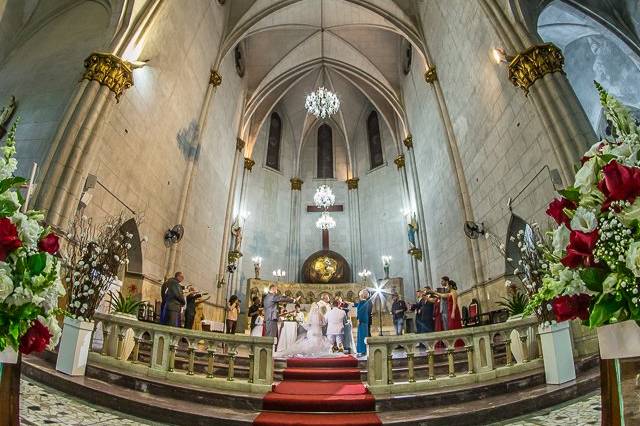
286;356;358;369
272;381;369;395
283;367;361;381
263;392;376;412
254;412;382;426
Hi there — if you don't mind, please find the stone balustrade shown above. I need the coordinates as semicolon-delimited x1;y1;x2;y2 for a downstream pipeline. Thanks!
366;317;542;394
90;313;275;393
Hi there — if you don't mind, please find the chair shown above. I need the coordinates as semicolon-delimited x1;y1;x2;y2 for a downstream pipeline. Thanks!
467;301;480;326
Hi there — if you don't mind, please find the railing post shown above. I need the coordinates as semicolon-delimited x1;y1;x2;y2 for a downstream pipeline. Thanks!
116;328;125;360
131;336;141;363
447;347;456;377
187;347;195;375
427;350;435;380
407;351;416;383
207;347;216;378
505;338;513;367
248;348;255;384
465;345;474;374
101;325;110;356
386;348;394;385
227;347;236;381
519;332;529;363
168;340;177;372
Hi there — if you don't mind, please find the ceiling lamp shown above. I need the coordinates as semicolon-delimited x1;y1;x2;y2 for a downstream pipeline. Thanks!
316;211;336;230
314;184;335;209
305;87;340;119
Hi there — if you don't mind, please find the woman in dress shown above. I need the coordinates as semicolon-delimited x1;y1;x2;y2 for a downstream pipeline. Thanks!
446;281;462;330
192;292;210;331
226;295;240;334
276;301;333;357
251;309;265;336
353;289;372;356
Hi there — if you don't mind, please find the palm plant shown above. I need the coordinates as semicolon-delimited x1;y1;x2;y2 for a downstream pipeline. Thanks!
108;291;143;315
497;291;529;316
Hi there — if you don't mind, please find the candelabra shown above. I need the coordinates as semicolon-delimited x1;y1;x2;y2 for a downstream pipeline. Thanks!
272;269;286;281
358;269;371;282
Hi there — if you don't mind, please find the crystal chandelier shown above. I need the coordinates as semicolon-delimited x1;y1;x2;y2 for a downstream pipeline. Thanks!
316;211;336;230
305;87;340;119
313;184;335;209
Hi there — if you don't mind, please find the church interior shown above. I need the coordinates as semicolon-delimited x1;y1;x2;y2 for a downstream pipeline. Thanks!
0;0;639;425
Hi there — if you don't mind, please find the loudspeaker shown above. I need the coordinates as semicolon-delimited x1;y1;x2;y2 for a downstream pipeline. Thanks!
84;174;97;191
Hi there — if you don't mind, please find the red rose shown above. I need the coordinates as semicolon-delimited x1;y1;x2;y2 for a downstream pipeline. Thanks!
0;217;21;261
561;230;599;268
552;294;592;322
598;161;640;209
38;233;60;255
19;320;52;355
546;197;576;226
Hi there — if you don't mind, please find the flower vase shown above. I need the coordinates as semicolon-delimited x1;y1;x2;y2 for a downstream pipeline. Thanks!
0;346;18;364
56;316;95;376
538;321;576;384
0;352;21;426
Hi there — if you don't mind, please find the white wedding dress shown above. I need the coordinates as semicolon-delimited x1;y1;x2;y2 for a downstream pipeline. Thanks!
276;303;335;357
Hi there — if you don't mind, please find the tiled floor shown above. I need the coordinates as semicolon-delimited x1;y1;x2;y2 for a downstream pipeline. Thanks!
20;377;600;425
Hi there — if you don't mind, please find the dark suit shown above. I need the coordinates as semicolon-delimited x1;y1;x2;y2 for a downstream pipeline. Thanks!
165;279;185;327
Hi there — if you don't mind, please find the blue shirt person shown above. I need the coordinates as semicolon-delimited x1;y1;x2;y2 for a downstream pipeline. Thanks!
353;289;374;356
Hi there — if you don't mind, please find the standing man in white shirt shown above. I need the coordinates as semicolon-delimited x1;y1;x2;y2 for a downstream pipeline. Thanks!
326;300;347;352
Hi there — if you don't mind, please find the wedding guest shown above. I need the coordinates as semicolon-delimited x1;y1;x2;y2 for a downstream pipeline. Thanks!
412;290;425;333
293;304;305;323
161;272;184;325
354;289;373;356
263;284;297;338
226;295;240;334
251;308;264;337
326;300;347;352
438;276;450;331
391;293;408;335
165;272;186;327
248;296;261;331
446;280;462;330
419;288;438;332
336;296;355;353
184;285;200;329
192;291;210;331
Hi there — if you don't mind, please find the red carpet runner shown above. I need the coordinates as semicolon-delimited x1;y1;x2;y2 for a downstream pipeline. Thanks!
254;356;381;426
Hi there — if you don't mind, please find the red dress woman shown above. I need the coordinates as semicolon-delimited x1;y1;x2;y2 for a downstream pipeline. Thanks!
447;281;462;330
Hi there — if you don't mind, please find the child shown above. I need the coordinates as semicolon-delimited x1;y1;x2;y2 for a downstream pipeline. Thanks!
251;308;264;337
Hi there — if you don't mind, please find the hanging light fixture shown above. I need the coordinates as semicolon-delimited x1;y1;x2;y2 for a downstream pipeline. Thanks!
314;184;335;209
304;0;340;119
316;211;336;230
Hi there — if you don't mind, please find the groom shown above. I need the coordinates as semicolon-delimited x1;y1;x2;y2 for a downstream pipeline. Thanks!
263;284;298;338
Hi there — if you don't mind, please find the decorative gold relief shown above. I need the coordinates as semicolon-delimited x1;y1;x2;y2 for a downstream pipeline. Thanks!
394;154;405;169
290;177;303;190
82;52;133;102
424;66;437;84
244;157;255;171
236;138;245;152
508;43;564;95
408;247;423;261
228;250;242;264
209;69;222;87
403;135;413;150
346;177;359;190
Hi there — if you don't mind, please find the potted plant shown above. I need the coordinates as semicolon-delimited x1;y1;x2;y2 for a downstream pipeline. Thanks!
56;214;135;376
106;290;142;360
0;121;65;422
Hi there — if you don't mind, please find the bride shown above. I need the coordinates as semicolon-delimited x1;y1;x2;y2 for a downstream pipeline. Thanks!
276;301;335;357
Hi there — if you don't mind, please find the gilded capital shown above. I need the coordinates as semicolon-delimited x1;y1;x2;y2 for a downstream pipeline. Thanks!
290;177;303;191
394;154;405;169
403;135;413;150
424;66;437;84
508;43;564;95
346;177;359;190
236;138;245;152
210;69;222;87
244;157;255;171
408;247;423;261
82;52;133;102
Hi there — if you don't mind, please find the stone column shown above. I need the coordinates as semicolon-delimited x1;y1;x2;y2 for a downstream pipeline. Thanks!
35;53;133;228
288;178;303;281
402;135;433;288
229;157;254;297
346;178;362;276
479;0;595;183
393;153;419;294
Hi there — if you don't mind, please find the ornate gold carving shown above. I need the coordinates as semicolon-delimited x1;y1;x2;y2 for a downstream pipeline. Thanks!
236;138;245;152
209;69;222;87
403;135;413;150
508;43;564;95
290;177;303;191
82;52;133;102
228;250;242;264
346;177;359;190
424;66;437;84
244;157;255;171
394;154;405;169
408;247;423;261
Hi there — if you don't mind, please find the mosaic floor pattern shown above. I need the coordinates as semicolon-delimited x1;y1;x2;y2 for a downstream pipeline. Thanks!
20;377;600;425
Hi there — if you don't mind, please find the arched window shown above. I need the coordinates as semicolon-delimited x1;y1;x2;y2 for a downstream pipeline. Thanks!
266;112;281;170
317;124;333;179
367;111;384;169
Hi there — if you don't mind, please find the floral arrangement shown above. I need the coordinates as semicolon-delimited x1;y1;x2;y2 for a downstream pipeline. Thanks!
61;214;134;321
0;122;65;355
525;83;640;327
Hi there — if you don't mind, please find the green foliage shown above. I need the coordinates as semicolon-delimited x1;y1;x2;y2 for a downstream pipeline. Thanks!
0;302;43;351
108;291;142;315
497;291;529;316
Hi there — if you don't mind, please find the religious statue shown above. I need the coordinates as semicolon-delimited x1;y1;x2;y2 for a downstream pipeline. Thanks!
407;214;418;248
231;218;242;253
0;95;17;138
